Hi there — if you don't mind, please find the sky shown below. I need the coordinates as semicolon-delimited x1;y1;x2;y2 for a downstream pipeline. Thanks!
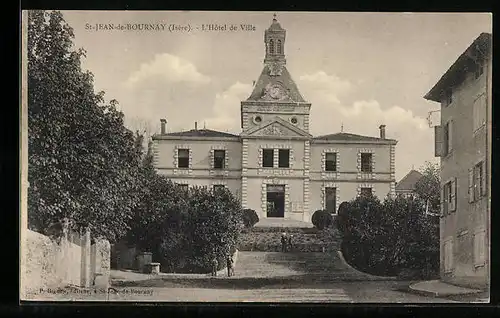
61;11;492;181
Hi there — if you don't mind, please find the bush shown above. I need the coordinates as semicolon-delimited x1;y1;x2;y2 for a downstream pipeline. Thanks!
311;210;334;230
158;185;243;273
336;195;439;277
242;209;259;228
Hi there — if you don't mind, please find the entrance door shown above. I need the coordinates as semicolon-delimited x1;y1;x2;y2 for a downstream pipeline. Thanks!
266;185;285;217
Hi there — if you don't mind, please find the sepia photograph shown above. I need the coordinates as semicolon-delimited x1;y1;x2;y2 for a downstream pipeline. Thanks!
20;10;491;303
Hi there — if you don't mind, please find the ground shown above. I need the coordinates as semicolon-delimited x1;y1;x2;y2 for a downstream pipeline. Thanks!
24;251;485;303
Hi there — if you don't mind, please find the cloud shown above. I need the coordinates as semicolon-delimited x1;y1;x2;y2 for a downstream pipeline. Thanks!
125;53;211;87
201;82;253;133
299;71;353;104
296;70;436;179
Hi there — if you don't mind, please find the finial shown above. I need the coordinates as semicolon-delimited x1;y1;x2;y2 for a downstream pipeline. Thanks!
340;122;344;133
273;13;277;21
204;121;206;129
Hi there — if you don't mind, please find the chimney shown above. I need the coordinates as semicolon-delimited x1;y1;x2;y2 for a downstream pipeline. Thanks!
160;119;167;134
195;121;198;130
379;124;386;139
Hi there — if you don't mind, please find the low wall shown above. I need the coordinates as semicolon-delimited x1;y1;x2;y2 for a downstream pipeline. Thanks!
22;229;111;296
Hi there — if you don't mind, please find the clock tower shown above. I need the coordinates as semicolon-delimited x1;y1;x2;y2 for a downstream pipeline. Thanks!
240;14;312;134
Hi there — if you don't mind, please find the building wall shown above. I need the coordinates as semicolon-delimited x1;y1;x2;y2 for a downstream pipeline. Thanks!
22;229;110;298
439;56;491;289
153;135;395;223
153;138;242;197
308;142;395;214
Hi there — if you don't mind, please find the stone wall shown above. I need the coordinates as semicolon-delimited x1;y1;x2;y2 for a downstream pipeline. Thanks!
21;229;111;297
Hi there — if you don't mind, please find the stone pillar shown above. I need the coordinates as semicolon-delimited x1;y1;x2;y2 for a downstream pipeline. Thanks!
80;228;91;288
91;239;111;289
137;252;153;273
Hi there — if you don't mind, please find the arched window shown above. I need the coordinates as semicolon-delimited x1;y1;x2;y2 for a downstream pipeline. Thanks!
277;40;282;54
269;39;275;54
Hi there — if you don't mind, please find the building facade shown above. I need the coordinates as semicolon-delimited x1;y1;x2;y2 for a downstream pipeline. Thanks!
152;16;397;223
425;32;491;289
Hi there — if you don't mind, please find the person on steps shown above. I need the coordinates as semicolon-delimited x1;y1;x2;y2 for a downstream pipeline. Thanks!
281;232;287;252
288;234;294;252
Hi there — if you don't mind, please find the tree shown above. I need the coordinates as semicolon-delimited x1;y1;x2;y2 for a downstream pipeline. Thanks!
414;161;440;216
27;10;142;242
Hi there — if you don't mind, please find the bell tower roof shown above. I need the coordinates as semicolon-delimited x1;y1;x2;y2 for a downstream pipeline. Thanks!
244;14;307;104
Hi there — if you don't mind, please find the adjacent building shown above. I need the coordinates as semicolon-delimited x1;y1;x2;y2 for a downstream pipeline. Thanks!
395;169;424;198
425;32;491;289
152;16;397;223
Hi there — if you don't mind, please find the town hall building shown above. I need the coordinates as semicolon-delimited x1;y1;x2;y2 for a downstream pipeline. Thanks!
152;15;397;223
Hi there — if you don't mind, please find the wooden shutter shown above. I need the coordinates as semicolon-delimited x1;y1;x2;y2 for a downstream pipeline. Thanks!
434;125;444;157
481;160;487;196
448;120;453;153
440;186;445;217
450;178;456;212
468;168;474;203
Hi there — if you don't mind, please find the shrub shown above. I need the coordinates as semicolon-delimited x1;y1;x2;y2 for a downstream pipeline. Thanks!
242;209;259;228
336;195;439;277
311;210;334;230
177;186;243;273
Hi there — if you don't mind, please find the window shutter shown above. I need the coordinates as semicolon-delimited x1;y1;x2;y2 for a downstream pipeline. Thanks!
434;125;444;157
448;120;453;153
440;186;445;217
450;178;457;212
481;160;487;196
468;168;474;203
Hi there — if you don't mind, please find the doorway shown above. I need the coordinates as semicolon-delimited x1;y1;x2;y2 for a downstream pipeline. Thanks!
266;184;285;218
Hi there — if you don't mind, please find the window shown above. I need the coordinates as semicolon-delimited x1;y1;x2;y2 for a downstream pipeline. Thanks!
442;179;456;215
361;153;372;172
469;161;486;202
277;40;282;54
262;149;274;167
213;184;225;192
474;230;486;266
325;152;337;172
177;149;189;168
254;115;262;124
360;187;372;197
269;39;275;54
325;187;337;214
443;120;453;156
213;150;226;169
278;149;290;168
473;94;486;132
444;239;454;272
290;117;298;125
444;88;453;106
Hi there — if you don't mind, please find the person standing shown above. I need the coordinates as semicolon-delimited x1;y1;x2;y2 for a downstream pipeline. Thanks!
226;254;234;277
211;254;218;277
288;234;294;252
281;232;287;252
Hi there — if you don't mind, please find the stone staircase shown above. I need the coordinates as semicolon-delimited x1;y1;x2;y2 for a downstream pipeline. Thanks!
238;224;341;253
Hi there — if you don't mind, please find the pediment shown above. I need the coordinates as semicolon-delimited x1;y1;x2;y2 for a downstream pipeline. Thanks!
242;117;311;138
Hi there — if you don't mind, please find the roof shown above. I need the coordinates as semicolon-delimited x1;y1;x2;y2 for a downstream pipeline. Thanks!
153;129;239;139
313;132;396;142
395;170;424;192
246;64;307;103
424;32;492;102
266;17;285;32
